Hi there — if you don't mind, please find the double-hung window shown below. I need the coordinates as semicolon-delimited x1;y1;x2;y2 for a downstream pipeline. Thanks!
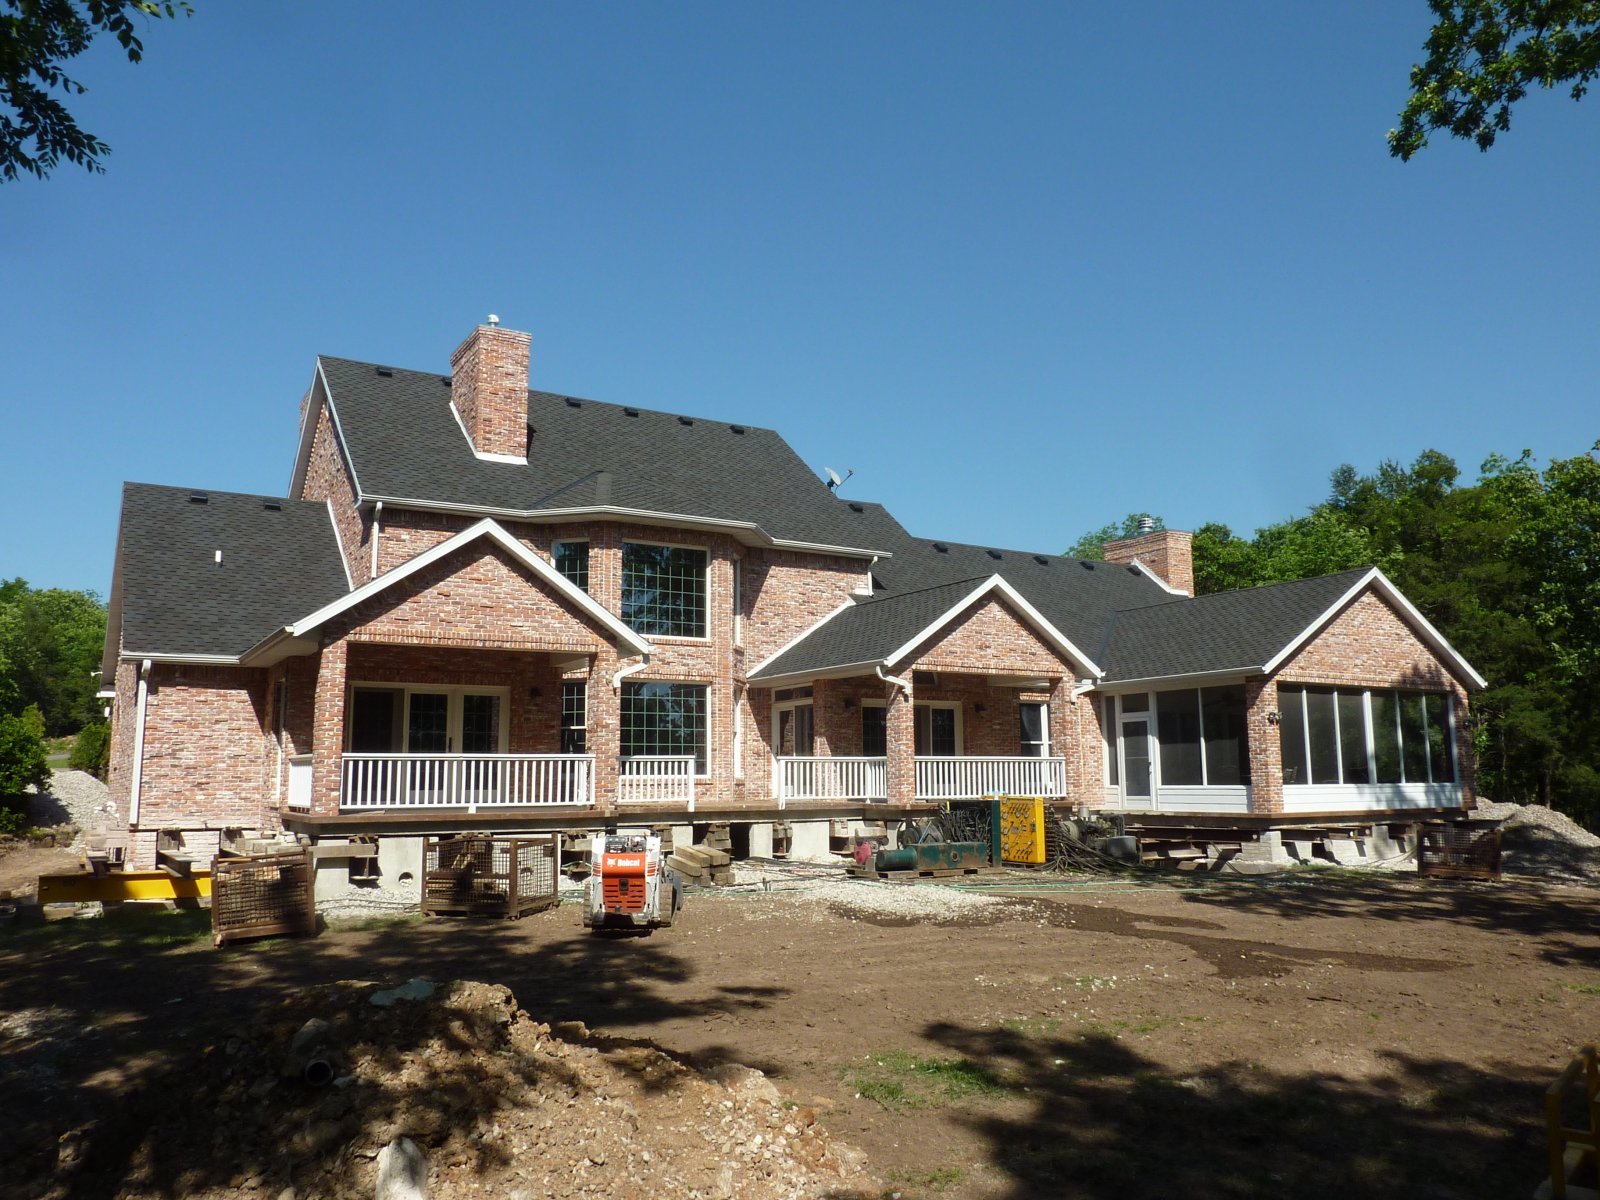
622;543;708;638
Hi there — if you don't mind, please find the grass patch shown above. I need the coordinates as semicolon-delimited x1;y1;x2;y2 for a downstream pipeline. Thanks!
1563;982;1600;996
4;908;213;952
323;912;424;932
846;1049;1013;1109
999;1016;1063;1036
889;1164;966;1191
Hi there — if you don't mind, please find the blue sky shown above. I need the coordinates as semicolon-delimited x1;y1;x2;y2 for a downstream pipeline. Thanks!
3;2;1596;595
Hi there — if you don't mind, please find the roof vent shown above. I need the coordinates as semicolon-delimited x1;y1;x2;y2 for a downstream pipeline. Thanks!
1138;516;1155;533
1079;560;1096;570
564;397;582;408
986;549;1003;560
729;424;745;434
188;491;208;504
1032;554;1049;565
374;366;393;377
848;502;864;513
677;415;694;426
441;376;452;387
624;407;639;417
262;499;282;511
1126;565;1140;575
932;542;948;553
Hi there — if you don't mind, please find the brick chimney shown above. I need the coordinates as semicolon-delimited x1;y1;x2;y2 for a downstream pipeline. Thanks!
1103;528;1194;597
449;318;531;461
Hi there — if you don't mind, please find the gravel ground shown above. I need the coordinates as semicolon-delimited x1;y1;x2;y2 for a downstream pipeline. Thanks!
25;769;114;848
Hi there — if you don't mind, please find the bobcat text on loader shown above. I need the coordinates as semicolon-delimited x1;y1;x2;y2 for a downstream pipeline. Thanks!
584;833;683;932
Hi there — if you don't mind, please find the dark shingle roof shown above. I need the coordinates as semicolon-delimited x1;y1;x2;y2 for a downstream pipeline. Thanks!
752;578;993;679
115;483;350;657
1098;569;1371;681
317;357;897;553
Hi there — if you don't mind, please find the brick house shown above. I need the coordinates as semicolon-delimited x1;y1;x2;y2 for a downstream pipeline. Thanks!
100;320;1485;879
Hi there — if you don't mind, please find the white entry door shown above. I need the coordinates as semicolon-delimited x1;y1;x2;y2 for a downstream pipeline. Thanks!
1120;716;1155;811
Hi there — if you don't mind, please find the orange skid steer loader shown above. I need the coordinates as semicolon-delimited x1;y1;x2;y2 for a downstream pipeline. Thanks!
584;833;683;931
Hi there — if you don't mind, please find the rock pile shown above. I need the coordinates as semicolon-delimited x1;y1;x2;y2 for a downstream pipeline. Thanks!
100;979;876;1200
1476;801;1600;882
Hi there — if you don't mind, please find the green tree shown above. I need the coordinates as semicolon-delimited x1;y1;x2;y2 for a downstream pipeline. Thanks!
1;0;190;183
1391;1;1600;159
0;703;48;799
0;578;107;735
1064;513;1164;560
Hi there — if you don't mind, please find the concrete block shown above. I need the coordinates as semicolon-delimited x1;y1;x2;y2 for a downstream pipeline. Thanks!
746;822;773;858
786;819;833;863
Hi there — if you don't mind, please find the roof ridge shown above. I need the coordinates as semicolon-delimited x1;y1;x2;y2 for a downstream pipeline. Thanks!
853;574;994;608
1107;567;1374;616
124;481;305;505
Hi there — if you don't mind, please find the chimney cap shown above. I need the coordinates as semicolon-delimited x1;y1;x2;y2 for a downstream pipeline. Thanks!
1137;516;1155;533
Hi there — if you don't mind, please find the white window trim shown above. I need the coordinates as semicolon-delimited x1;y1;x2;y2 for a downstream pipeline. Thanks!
733;685;744;778
1279;685;1457;787
1019;699;1051;758
772;696;816;761
621;539;713;643
345;681;511;754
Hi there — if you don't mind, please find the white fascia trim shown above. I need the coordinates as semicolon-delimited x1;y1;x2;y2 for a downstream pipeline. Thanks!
882;575;1105;680
284;517;653;657
361;494;889;561
745;598;860;679
1261;568;1488;689
1095;667;1263;692
325;500;354;590
121;651;244;666
748;660;883;690
447;400;529;464
290;360;366;501
1129;557;1185;596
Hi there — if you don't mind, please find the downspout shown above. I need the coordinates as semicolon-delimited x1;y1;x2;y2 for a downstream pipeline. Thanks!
612;655;651;690
1069;679;1097;705
129;659;152;828
875;663;911;696
369;500;383;580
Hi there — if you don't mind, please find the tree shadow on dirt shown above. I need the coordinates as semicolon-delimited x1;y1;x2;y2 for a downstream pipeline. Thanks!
0;906;791;1200
1164;872;1600;969
919;1019;1549;1200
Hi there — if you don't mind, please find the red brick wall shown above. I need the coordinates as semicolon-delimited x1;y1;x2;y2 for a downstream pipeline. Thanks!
904;598;1074;679
450;324;531;460
298;400;369;585
131;665;271;859
106;658;140;834
742;548;864;664
1103;530;1194;597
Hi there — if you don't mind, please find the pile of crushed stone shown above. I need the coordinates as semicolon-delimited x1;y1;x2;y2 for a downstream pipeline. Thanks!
84;979;874;1200
1475;802;1600;882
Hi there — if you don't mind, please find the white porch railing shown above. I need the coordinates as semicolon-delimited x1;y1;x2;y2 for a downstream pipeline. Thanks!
618;756;698;808
340;753;594;812
916;756;1067;800
779;756;888;802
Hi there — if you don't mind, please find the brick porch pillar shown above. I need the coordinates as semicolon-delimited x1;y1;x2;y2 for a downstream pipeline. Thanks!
1245;677;1282;815
309;637;349;817
589;655;622;814
1050;677;1095;803
886;677;916;806
811;677;838;757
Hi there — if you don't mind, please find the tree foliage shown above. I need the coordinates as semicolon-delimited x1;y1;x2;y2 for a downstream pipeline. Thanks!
0;0;189;183
1390;0;1600;159
0;703;48;805
0;578;107;736
1064;513;1164;560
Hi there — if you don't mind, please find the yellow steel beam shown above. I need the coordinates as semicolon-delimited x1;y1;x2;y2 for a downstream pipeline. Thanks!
37;871;212;904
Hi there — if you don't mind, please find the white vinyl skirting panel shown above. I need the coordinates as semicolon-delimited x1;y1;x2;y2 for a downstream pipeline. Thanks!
1281;783;1462;814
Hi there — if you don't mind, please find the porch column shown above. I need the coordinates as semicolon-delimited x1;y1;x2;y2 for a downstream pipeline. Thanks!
1050;677;1093;801
811;677;839;757
309;637;349;817
590;656;621;814
1245;677;1282;815
886;677;916;805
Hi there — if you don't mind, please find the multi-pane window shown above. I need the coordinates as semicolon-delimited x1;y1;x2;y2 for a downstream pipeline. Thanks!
862;704;887;757
1278;685;1455;786
1152;685;1249;786
560;681;587;754
914;705;958;756
622;543;708;637
553;541;589;592
621;681;708;774
1019;702;1049;757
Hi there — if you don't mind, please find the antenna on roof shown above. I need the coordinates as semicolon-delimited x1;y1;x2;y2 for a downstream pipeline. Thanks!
824;466;855;493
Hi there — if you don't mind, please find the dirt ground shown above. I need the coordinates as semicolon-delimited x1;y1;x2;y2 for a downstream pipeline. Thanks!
2;863;1598;1200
